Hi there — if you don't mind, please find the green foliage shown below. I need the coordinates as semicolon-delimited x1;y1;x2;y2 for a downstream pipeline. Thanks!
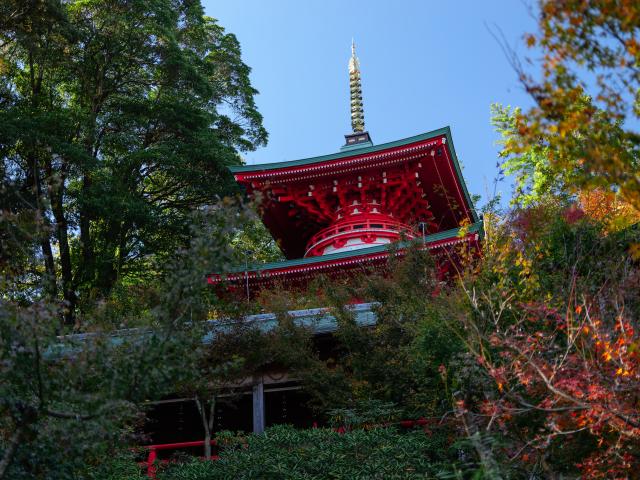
328;399;397;429
228;207;285;264
504;0;640;211
157;425;455;480
310;248;465;418
491;99;638;211
85;449;147;480
239;247;469;426
0;202;260;479
0;299;192;479
491;103;563;206
0;0;267;322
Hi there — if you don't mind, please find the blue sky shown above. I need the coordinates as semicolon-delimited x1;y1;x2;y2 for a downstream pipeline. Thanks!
203;1;539;208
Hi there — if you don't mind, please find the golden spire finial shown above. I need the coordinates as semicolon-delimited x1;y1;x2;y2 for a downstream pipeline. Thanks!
349;40;365;133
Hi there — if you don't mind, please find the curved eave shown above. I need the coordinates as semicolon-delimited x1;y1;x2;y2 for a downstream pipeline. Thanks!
203;303;378;342
231;126;478;224
231;126;450;173
49;304;381;357
207;221;483;284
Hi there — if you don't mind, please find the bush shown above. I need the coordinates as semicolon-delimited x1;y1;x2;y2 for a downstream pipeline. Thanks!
451;205;640;478
157;425;458;479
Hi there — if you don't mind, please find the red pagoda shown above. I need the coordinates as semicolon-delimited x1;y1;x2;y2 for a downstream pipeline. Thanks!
208;42;482;292
141;43;484;452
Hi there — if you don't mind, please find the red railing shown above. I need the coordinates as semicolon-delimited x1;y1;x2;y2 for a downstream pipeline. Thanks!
305;216;417;257
139;440;218;478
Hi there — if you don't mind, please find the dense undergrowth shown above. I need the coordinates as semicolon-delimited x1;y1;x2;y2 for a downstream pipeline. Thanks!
94;425;473;480
161;426;455;480
87;202;640;480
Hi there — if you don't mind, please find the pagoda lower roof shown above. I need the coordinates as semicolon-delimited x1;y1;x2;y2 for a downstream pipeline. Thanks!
46;303;380;360
207;221;482;285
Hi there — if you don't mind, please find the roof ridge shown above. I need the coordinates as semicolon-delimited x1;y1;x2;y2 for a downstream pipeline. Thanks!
230;126;451;173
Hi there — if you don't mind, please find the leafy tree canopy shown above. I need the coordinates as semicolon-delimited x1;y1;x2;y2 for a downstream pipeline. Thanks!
0;0;267;325
499;0;640;211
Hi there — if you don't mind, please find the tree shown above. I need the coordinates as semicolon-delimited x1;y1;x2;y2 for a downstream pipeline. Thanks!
0;0;267;325
452;203;640;478
491;103;569;206
229;209;284;264
499;0;640;211
0;200;257;479
492;103;640;233
250;247;469;423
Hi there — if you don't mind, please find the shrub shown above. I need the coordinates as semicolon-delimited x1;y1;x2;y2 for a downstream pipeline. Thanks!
157;425;458;480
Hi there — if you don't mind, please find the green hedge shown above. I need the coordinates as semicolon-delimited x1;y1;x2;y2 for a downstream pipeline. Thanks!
156;425;458;479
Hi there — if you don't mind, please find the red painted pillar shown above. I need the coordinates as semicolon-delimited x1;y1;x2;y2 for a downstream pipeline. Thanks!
147;448;157;478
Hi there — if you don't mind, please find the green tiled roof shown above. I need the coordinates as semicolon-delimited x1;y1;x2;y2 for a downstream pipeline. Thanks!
230;126;479;224
48;303;381;358
217;221;483;276
230;126;451;173
203;303;378;342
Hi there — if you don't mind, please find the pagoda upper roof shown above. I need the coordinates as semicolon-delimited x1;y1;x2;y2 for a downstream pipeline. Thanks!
231;126;472;196
231;126;479;259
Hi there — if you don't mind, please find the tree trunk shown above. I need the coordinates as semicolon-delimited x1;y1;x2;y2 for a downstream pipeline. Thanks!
40;238;57;299
95;220;122;296
0;424;24;479
47;172;76;326
195;394;216;459
76;99;102;297
204;423;212;459
25;151;58;300
115;221;128;281
78;172;93;290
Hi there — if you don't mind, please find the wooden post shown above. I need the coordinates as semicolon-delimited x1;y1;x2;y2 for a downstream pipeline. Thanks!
252;378;265;434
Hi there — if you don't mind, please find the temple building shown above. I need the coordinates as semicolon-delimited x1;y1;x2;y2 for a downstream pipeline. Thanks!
208;41;481;295
144;42;482;448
